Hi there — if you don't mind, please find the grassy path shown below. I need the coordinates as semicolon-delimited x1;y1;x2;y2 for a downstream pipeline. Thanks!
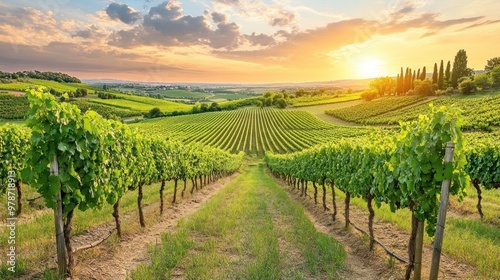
131;163;346;279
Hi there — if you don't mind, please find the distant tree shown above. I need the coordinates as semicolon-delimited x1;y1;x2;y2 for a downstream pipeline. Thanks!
191;104;201;113
396;74;401;95
451;49;469;88
445;61;452;87
414;78;436;96
209;102;220;111
369;77;396;97
263;91;275;98
458;77;476;94
432;63;438;84
146;107;163;118
256;100;263;108
398;67;404;95
485;57;500;71
200;103;209;112
404;68;412;92
361;91;377;101
490;65;500;87
473;73;492;90
438;60;444;89
274;98;287;109
416;69;421;82
412;70;416;89
295;89;307;97
420;67;427;80
264;97;273;106
273;93;284;101
103;84;108;91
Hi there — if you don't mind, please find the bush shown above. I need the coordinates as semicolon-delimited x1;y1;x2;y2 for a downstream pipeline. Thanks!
459;78;476;94
145;107;163;118
361;91;377;101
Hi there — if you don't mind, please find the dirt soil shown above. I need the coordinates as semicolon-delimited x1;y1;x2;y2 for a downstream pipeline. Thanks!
282;183;477;280
71;174;238;280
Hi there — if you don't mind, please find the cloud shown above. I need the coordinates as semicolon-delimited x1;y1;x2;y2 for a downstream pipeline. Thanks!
212;0;297;27
458;19;500;31
244;32;275;46
71;25;104;39
105;3;141;25
269;9;295;27
211;12;227;24
109;1;246;50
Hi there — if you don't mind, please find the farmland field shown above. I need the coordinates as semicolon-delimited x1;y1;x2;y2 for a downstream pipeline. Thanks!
131;107;379;155
327;92;500;131
87;92;192;113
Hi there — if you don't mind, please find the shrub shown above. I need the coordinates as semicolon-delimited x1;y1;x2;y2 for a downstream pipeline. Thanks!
459;78;476;94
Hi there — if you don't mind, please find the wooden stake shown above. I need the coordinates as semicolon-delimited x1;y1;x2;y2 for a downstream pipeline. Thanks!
414;220;424;280
430;142;455;280
50;155;67;277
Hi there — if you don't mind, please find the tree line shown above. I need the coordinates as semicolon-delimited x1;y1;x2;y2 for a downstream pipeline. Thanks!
0;70;81;83
366;50;500;99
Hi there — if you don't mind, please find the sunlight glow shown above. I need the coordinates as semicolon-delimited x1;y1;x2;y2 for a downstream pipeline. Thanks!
358;59;383;78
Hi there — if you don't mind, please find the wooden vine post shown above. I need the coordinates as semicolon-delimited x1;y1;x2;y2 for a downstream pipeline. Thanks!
430;142;455;280
413;220;424;280
50;154;67;277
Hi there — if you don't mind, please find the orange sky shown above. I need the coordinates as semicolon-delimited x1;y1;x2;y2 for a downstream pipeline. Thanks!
0;0;499;83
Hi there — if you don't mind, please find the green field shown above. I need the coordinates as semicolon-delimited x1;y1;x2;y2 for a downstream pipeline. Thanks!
291;93;362;107
88;92;192;113
131;107;379;155
0;79;99;93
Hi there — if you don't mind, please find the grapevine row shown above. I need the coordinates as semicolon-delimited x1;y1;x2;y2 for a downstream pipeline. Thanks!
266;105;469;278
0;89;244;276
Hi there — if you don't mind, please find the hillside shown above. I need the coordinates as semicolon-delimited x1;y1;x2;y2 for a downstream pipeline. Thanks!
0;79;192;121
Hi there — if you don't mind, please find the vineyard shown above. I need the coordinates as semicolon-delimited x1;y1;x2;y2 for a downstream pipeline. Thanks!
325;96;426;122
266;105;500;278
326;92;500;131
0;93;29;119
0;89;244;277
70;100;142;118
290;93;362;107
88;92;192;113
131;107;380;155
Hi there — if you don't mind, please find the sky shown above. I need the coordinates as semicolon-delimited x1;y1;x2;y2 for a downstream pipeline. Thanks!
0;0;499;83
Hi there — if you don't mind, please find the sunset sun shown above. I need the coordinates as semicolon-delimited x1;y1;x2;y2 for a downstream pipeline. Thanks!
358;59;383;78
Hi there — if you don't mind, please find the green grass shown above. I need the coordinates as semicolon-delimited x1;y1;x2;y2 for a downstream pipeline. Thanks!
152;89;210;99
130;163;345;279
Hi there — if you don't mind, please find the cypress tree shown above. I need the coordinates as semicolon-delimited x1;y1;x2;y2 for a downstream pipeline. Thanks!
421;66;427;80
399;67;404;95
412;70;416;89
416;68;421;82
438;60;444;89
432;63;438;84
404;68;411;92
451;49;468;88
445;61;451;87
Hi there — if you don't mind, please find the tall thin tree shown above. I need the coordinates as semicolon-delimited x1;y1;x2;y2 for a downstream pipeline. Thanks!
421;66;427;80
432;63;438;84
451;49;468;88
445;61;451;88
438;60;444;89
